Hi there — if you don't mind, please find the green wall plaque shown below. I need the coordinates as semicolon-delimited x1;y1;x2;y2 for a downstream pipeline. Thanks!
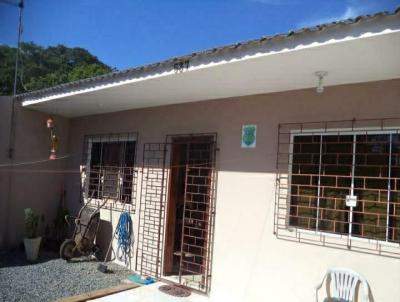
241;125;256;148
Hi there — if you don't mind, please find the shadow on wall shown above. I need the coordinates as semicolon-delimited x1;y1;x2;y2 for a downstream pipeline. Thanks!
96;219;113;261
0;98;70;249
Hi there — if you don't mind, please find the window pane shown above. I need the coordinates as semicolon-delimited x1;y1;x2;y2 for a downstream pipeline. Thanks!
102;167;121;199
288;131;400;243
124;141;136;166
102;142;123;166
289;135;320;230
121;141;136;203
90;142;102;167
87;140;136;202
318;135;352;234
101;143;124;199
353;134;390;241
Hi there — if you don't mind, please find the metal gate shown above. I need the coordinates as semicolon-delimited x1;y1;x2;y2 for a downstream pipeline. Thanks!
179;141;216;293
136;139;217;293
135;143;170;278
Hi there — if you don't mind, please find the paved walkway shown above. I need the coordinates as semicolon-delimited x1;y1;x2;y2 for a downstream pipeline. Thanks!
89;282;210;302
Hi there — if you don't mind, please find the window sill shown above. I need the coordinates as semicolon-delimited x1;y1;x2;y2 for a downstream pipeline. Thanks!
85;197;136;213
293;227;400;248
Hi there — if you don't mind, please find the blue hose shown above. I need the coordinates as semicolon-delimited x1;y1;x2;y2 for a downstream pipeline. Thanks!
116;212;132;264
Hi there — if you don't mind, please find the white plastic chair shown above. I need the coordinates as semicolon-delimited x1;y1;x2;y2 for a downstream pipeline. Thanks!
315;268;370;302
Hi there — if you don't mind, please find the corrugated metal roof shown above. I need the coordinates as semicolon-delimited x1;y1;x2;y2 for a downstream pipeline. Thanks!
17;7;400;101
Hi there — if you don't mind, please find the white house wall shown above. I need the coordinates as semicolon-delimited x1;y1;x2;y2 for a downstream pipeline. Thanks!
64;79;400;301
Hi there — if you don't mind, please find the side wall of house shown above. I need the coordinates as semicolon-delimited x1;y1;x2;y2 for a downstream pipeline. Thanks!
0;96;70;248
0;97;13;248
65;79;400;302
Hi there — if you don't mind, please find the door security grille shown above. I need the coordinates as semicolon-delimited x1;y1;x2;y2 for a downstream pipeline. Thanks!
136;139;217;293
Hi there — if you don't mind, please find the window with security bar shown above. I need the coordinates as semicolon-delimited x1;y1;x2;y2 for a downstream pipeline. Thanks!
82;133;138;207
289;132;400;243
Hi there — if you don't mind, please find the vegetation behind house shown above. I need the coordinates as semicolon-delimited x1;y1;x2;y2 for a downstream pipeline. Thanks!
0;42;114;95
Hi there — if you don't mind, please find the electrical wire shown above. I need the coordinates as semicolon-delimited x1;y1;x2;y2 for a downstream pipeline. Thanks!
0;152;277;172
0;154;73;167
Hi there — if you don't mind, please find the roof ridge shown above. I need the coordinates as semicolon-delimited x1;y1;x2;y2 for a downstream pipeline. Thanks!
17;6;400;100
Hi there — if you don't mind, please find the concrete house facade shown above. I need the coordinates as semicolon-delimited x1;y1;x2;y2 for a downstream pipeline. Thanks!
1;9;400;301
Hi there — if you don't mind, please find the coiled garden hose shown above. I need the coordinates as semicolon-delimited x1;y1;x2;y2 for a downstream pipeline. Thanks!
116;212;132;264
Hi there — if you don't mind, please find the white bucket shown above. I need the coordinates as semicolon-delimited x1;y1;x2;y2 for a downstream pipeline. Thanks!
24;237;42;261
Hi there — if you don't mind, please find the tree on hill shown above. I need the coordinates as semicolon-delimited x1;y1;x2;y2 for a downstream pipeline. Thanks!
0;42;114;95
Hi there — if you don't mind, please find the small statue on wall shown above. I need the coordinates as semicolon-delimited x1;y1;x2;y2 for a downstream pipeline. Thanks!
46;117;58;160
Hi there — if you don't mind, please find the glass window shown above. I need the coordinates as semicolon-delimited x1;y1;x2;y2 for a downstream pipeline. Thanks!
289;132;400;243
87;140;136;203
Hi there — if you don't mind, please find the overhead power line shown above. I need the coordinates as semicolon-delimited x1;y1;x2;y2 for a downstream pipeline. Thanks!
0;0;23;7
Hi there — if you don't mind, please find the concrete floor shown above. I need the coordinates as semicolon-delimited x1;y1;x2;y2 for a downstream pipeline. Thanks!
89;282;210;302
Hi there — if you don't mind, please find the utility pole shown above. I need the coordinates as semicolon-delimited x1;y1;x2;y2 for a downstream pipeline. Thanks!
1;0;23;97
0;0;24;249
1;0;24;159
13;0;24;98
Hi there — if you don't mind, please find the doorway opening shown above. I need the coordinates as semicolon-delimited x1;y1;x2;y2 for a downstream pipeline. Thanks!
163;135;216;291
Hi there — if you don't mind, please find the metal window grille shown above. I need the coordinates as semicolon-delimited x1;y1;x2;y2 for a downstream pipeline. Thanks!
81;133;138;212
275;118;400;258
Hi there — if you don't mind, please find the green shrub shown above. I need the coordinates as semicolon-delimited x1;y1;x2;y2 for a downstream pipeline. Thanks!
24;208;39;238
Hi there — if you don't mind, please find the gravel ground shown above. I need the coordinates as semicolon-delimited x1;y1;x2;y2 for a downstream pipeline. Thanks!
0;250;132;302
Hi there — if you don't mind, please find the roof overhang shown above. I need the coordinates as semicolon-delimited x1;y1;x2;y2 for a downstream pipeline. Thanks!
21;12;400;118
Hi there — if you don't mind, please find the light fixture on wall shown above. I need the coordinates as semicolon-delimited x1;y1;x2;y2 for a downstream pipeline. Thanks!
315;71;328;93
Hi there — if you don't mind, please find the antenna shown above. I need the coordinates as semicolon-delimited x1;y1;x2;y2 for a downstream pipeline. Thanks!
0;0;24;96
0;0;22;6
0;0;24;159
